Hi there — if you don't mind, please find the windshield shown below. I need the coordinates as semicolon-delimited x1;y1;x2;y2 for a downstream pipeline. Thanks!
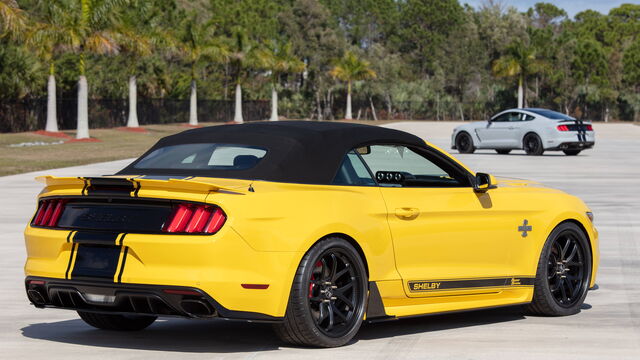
525;109;575;121
133;143;267;170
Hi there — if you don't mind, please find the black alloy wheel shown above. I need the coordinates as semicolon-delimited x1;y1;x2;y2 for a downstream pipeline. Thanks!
455;132;475;154
523;133;544;155
528;222;592;316
274;237;368;347
546;232;587;307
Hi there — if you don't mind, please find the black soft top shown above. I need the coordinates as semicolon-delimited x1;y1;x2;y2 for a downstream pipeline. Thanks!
117;121;427;184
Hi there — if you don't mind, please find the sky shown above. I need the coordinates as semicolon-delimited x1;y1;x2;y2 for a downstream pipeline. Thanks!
462;0;639;17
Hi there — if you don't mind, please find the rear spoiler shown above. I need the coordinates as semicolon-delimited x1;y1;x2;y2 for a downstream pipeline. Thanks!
36;175;246;196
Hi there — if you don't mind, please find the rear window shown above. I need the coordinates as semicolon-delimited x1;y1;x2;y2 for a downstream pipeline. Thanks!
525;109;575;120
134;144;267;170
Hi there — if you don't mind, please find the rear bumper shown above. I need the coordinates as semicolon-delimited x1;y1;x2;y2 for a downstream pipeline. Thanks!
24;225;303;318
547;141;595;151
25;276;283;322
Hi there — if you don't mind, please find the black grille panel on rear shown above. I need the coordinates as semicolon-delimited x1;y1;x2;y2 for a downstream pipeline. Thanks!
56;198;173;233
48;288;179;315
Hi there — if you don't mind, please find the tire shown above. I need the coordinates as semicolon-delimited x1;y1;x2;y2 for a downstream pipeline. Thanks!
77;311;156;331
523;133;544;155
455;132;475;154
274;237;368;347
527;222;592;316
495;149;511;154
563;150;581;156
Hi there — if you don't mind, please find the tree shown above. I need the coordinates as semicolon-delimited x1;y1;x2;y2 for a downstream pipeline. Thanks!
396;0;464;73
176;12;228;125
527;2;567;29
228;28;258;123
27;1;75;132
280;0;345;120
329;51;376;119
118;0;169;128
572;38;610;119
257;41;305;121
33;0;129;139
492;39;541;108
622;40;640;121
0;0;26;37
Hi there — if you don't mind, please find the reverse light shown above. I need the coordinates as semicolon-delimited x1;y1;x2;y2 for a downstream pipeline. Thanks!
32;199;67;227
557;125;569;131
163;203;226;234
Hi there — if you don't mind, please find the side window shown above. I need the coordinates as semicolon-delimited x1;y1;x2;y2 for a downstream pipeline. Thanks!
332;151;376;186
492;113;509;122
524;114;535;121
358;145;464;188
508;112;522;122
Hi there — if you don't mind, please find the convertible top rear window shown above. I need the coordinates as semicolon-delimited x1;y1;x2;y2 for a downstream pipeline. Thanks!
134;144;267;170
525;109;575;121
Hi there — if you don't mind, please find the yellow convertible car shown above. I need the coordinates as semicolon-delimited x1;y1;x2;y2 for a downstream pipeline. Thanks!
24;121;598;347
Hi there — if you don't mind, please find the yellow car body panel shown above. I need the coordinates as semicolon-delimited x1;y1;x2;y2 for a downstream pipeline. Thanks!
25;166;598;319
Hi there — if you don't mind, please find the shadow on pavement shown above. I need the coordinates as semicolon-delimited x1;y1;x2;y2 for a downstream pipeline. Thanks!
21;306;530;352
357;306;526;341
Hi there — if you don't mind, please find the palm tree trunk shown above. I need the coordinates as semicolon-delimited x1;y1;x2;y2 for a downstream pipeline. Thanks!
76;51;90;139
270;85;278;121
517;75;524;108
76;75;89;139
45;66;58;132
234;83;244;123
127;75;139;127
345;81;352;120
189;80;198;125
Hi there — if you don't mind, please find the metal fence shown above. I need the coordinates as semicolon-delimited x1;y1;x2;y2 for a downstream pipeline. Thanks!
0;98;271;133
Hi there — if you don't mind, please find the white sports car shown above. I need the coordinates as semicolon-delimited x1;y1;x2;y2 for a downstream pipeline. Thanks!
451;108;595;156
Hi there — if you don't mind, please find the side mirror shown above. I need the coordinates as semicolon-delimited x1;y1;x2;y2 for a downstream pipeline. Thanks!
474;172;497;192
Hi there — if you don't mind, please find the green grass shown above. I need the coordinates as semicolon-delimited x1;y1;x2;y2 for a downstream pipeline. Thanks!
0;124;204;176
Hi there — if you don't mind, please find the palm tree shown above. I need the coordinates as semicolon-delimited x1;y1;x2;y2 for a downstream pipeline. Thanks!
0;0;26;37
329;51;377;120
31;0;128;139
492;40;541;108
27;2;69;133
177;13;228;126
229;28;259;123
257;41;305;121
118;1;158;128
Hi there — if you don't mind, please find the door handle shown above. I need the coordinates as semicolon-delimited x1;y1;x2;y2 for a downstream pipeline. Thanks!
508;126;515;130
395;208;420;219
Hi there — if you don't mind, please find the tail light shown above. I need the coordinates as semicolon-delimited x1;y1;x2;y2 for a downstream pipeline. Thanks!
585;124;593;131
162;203;226;234
557;125;569;131
32;199;67;227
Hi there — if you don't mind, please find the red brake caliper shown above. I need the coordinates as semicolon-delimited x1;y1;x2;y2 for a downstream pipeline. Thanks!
309;260;322;298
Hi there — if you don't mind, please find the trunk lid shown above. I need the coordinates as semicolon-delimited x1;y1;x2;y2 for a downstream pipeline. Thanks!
33;175;251;233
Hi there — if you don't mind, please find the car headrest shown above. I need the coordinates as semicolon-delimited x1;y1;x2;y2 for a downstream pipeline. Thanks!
233;155;260;169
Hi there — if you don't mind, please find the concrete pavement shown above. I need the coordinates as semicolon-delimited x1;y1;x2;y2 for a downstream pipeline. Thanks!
0;122;639;359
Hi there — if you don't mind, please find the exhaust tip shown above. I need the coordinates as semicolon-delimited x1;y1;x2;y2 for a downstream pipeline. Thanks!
27;289;46;305
180;299;213;317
